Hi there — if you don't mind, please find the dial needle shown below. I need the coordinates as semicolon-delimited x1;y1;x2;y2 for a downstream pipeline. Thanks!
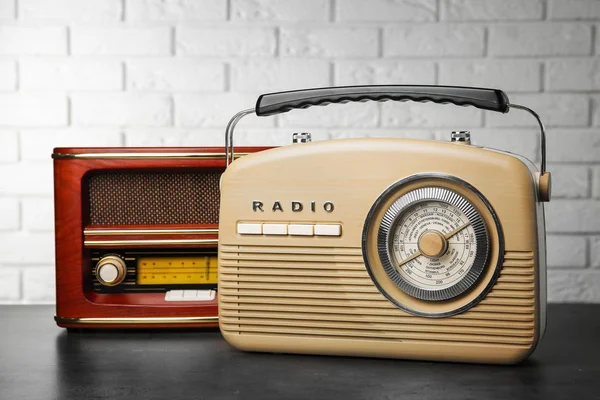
444;222;471;240
395;250;422;269
394;222;472;271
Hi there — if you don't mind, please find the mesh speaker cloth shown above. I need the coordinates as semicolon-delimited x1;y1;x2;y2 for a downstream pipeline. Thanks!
87;170;221;225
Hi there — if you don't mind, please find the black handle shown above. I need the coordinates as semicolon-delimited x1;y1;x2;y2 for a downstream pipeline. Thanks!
255;85;510;116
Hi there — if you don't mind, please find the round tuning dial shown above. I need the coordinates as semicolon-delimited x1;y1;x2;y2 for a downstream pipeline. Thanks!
95;255;127;286
378;186;490;301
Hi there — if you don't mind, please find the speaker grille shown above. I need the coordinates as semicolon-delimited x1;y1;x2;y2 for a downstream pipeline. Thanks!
87;170;221;226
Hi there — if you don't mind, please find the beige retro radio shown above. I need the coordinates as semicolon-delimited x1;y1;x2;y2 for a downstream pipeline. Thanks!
218;86;550;364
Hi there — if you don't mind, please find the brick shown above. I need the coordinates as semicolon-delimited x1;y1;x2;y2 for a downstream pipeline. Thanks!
546;58;600;91
337;0;436;21
0;162;53;195
0;0;14;19
20;0;120;21
128;60;224;92
335;61;435;86
0;232;54;263
546;129;600;163
384;25;484;57
20;59;122;91
546;235;587;268
591;95;600;126
548;271;600;302
72;94;171;127
0;94;67;127
382;101;482;129
0;27;66;55
71;27;170;56
465;128;539;162
127;0;225;21
439;60;541;92
231;60;329;92
23;268;55;303
546;200;600;233
0;60;16;90
20;129;122;161
548;165;589;199
233;0;329;21
487;94;589;128
279;102;379;128
282;27;378;58
175;94;274;128
0;131;18;162
549;0;600;20
442;0;542;21
329;129;435;141
489;23;592;56
592;166;600;198
0;198;19;231
177;27;275;56
591;236;600;267
0;268;20;301
124;129;222;146
22;198;53;232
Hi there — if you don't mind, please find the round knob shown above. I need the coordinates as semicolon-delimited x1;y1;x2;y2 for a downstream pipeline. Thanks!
95;255;126;286
538;172;551;202
418;230;448;258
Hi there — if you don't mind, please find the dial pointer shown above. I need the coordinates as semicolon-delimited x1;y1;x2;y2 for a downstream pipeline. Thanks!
395;250;422;270
444;222;471;240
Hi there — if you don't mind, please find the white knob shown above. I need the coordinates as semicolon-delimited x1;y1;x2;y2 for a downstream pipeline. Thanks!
96;255;126;286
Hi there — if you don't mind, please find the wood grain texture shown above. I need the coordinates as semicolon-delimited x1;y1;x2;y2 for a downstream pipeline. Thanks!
53;147;269;328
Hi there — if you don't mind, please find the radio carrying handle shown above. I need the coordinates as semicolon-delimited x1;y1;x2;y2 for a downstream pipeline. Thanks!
225;85;547;174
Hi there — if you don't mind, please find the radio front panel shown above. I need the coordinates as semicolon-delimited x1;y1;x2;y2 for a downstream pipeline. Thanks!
53;146;270;328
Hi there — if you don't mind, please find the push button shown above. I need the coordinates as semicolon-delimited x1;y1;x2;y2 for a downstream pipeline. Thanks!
314;224;342;236
237;223;262;235
288;224;314;236
263;223;288;235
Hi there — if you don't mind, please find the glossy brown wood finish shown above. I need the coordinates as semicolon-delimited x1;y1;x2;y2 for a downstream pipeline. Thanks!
53;147;271;328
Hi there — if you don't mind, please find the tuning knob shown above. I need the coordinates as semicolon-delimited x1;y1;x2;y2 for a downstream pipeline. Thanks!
95;255;127;286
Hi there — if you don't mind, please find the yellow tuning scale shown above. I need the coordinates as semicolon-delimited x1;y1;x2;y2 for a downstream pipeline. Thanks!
137;256;218;285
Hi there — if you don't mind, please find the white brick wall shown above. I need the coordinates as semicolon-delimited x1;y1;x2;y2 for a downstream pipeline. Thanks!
0;0;599;303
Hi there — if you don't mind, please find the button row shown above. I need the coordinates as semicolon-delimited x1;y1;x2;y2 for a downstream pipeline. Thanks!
165;289;216;302
237;223;341;237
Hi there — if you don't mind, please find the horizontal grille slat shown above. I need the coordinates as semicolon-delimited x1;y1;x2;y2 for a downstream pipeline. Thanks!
219;310;534;329
233;332;531;349
220;294;536;312
220;245;363;256
219;324;533;346
219;282;380;293
221;317;534;337
219;303;535;321
220;253;364;263
219;246;537;348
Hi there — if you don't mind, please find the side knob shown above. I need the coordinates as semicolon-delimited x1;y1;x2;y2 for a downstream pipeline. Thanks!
95;255;127;286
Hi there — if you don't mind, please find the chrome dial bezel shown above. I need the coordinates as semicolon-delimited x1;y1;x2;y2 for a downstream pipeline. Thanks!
377;187;490;301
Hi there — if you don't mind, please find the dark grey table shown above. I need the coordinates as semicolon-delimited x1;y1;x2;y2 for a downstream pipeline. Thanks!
0;305;598;400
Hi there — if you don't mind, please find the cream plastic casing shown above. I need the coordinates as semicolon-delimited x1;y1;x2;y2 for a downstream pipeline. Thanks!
218;138;546;364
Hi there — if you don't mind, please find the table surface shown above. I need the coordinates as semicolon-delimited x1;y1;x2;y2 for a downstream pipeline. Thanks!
0;305;598;400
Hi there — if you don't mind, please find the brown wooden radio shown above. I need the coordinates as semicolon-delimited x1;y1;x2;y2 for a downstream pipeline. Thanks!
53;146;268;329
